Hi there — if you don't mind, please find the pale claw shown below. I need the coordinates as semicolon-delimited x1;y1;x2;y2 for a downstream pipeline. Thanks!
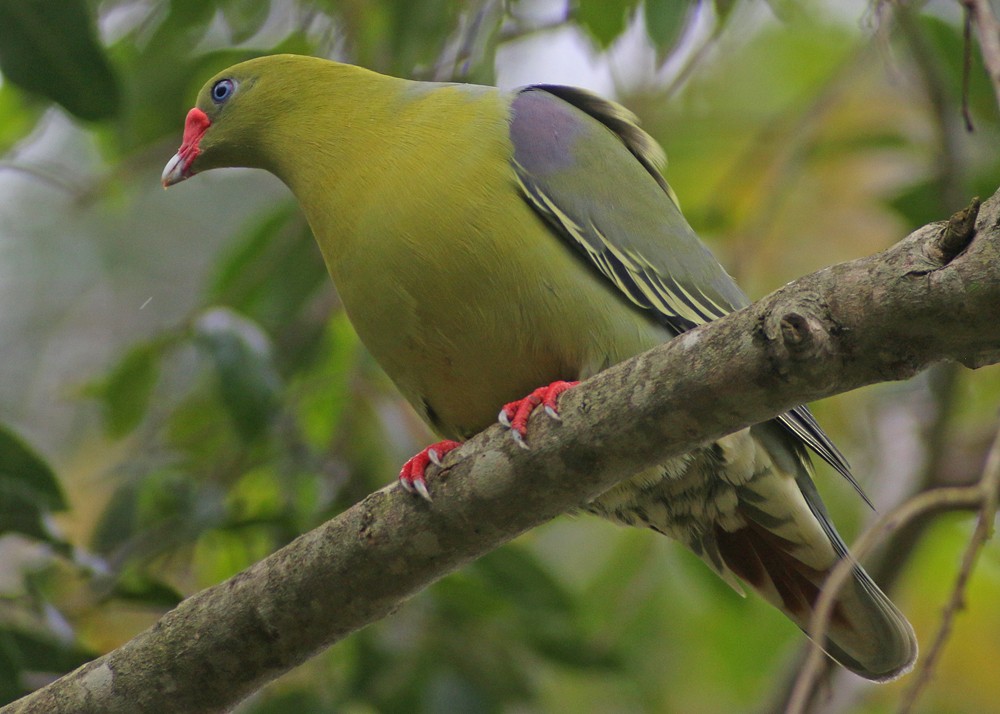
413;478;432;502
398;440;461;502
498;381;578;448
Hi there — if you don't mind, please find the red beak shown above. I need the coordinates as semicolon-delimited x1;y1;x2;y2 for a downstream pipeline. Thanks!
162;107;211;187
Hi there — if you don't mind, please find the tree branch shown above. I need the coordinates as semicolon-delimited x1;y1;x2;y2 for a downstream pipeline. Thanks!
898;422;1000;713
4;192;1000;714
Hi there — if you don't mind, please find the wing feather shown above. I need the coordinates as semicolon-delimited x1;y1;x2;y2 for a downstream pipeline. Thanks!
509;85;870;504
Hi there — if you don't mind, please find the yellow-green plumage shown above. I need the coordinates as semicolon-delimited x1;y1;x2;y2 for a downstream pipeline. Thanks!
187;58;665;436
164;54;916;681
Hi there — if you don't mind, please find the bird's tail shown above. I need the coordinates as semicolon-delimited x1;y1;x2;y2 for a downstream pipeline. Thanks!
711;423;917;681
713;515;916;681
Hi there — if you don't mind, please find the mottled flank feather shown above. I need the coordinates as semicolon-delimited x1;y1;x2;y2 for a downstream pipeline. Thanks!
586;426;914;681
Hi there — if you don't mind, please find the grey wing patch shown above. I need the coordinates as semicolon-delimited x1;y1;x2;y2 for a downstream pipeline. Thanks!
528;84;673;198
514;169;730;331
509;85;869;504
509;86;744;333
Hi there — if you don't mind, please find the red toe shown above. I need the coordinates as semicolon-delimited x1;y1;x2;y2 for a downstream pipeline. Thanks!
499;380;578;442
399;440;461;501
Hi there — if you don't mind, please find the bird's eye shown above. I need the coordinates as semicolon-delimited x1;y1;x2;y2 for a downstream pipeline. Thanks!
211;79;236;104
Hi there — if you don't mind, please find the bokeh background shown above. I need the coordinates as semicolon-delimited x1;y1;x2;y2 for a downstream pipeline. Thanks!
0;0;998;712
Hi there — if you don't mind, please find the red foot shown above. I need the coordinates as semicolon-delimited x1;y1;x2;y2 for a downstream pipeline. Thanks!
498;380;578;447
399;440;462;501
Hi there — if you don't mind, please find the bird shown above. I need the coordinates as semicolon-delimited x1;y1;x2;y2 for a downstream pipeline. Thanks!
162;53;917;681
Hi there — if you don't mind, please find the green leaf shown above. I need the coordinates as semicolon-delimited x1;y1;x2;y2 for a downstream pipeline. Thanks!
473;546;574;615
0;0;120;121
106;0;283;153
109;570;184;608
166;0;218;30
525;622;620;669
645;0;695;54
0;625;94;699
577;0;637;48
86;341;166;439
226;466;283;522
0;488;60;546
0;84;39;154
714;0;738;22
93;470;203;559
294;313;360;451
209;201;328;342
384;0;461;74
193;308;282;441
0;426;65;513
887;179;946;229
763;0;800;22
218;0;272;44
135;469;206;528
90;479;140;555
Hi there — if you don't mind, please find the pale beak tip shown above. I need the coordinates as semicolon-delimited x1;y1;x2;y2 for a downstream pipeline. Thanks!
161;152;188;188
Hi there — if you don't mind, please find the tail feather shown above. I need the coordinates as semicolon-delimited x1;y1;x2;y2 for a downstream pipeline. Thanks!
718;423;918;681
714;520;845;627
587;421;917;681
714;516;915;681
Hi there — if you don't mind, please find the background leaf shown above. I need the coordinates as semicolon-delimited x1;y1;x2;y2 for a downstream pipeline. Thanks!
0;2;997;712
193;307;282;441
0;426;65;513
217;0;272;44
85;341;167;439
644;0;696;54
576;0;636;48
0;0;119;121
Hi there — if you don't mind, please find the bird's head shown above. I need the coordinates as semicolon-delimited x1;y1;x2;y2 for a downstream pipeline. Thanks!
162;54;346;187
162;59;261;187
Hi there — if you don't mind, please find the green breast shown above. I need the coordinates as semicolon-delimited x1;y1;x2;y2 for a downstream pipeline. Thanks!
283;82;666;438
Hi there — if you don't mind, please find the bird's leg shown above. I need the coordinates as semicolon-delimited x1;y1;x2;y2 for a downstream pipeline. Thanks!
398;380;576;500
398;440;462;502
498;380;578;448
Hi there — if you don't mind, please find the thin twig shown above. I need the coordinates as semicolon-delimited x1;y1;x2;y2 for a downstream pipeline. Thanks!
896;424;1000;713
661;21;723;101
785;479;988;714
962;4;976;132
896;4;971;210
962;0;1000;110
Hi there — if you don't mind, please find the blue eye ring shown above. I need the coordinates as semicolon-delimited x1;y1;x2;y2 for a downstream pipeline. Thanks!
211;79;236;104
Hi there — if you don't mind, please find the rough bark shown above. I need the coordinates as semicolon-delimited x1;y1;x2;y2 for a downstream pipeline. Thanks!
4;192;999;714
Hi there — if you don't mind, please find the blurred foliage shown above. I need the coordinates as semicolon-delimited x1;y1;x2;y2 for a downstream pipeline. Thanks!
0;0;119;122
0;426;66;545
0;0;998;712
